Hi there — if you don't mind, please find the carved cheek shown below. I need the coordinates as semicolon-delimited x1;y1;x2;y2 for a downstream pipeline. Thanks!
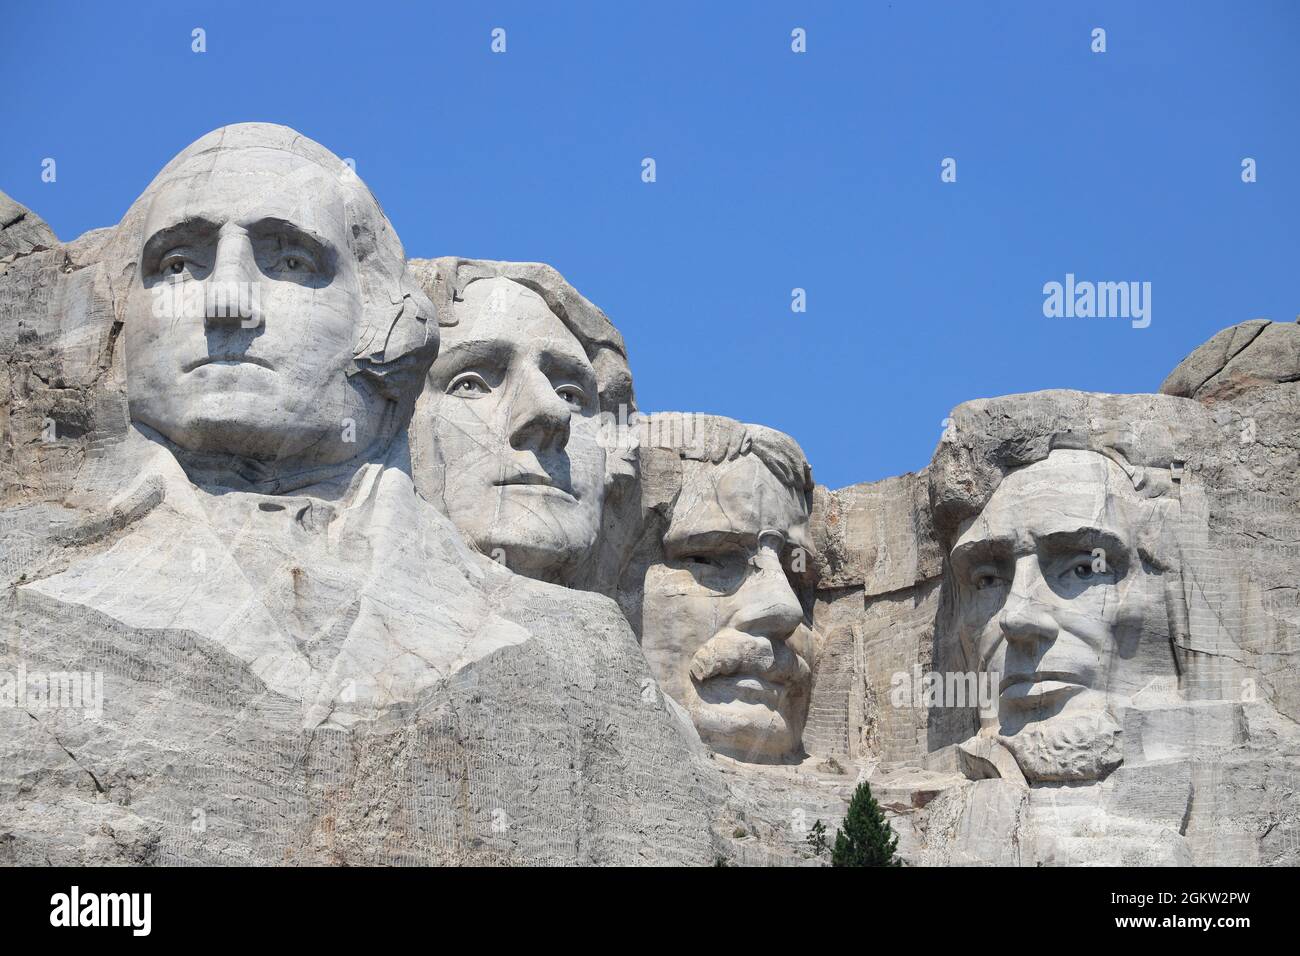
565;417;607;502
643;569;705;652
956;587;1004;668
1054;590;1121;666
285;286;354;352
649;566;702;599
438;394;510;466
126;287;175;363
976;623;1007;676
646;568;731;641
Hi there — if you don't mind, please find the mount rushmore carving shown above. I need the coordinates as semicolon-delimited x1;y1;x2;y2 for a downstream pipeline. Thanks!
1;124;1297;865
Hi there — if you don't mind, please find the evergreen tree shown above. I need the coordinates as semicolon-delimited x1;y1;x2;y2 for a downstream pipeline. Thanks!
806;819;829;856
832;780;901;867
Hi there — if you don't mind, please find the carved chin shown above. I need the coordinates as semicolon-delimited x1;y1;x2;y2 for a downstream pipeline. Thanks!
471;530;592;582
688;693;807;763
465;497;600;577
999;708;1124;783
694;713;797;762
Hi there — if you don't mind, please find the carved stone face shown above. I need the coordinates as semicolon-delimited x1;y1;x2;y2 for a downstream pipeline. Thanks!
950;449;1160;782
414;277;606;580
640;452;815;762
124;149;384;466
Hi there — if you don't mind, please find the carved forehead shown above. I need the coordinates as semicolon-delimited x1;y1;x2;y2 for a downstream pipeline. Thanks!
447;277;591;364
666;454;811;547
141;147;350;243
953;449;1136;551
460;276;548;311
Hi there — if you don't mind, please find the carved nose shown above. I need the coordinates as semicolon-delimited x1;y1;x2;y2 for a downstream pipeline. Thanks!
204;227;262;329
998;558;1057;648
731;547;803;642
508;368;571;453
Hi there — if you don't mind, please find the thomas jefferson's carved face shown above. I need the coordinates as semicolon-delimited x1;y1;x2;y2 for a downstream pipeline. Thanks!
640;453;815;762
413;278;606;581
125;149;385;465
950;449;1162;781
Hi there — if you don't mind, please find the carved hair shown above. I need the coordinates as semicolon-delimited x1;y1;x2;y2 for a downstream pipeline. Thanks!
106;123;439;405
418;257;634;415
928;391;1190;549
640;411;813;505
617;412;815;638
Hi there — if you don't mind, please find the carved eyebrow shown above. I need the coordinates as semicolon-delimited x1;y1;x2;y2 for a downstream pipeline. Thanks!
434;338;515;369
1035;527;1127;558
246;218;334;259
539;342;592;367
949;535;1013;569
141;217;221;264
664;527;754;557
538;346;597;387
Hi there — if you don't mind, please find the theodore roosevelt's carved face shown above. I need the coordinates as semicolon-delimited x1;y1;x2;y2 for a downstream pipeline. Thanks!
640;452;815;762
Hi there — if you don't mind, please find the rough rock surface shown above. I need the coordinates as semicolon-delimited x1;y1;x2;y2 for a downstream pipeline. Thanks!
0;190;58;262
806;472;948;766
1161;319;1300;402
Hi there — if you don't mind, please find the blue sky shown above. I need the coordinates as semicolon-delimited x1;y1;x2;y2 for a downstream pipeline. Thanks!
3;1;1297;489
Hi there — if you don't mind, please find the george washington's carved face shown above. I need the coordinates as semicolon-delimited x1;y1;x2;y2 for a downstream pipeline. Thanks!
125;148;385;466
949;449;1164;781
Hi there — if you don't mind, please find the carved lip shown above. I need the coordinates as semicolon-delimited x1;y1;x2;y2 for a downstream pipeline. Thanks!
699;673;784;707
999;671;1087;707
705;663;796;690
183;355;275;373
493;472;577;501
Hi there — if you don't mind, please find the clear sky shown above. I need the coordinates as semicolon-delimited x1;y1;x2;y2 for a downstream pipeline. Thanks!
3;1;1297;489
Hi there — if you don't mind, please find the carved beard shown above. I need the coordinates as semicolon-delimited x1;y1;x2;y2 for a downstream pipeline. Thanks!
999;704;1124;783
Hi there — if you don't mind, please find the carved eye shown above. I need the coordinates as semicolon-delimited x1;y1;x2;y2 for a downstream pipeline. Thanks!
678;549;749;594
160;255;189;276
278;253;314;273
1072;561;1094;579
448;372;490;398
974;573;1003;591
555;384;586;410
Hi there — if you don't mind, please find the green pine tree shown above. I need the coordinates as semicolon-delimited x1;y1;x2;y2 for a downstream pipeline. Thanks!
831;780;901;867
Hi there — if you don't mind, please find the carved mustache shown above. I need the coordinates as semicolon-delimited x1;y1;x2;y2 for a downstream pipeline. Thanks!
689;630;809;687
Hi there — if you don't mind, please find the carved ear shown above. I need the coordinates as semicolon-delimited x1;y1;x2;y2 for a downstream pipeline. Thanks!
349;273;439;404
